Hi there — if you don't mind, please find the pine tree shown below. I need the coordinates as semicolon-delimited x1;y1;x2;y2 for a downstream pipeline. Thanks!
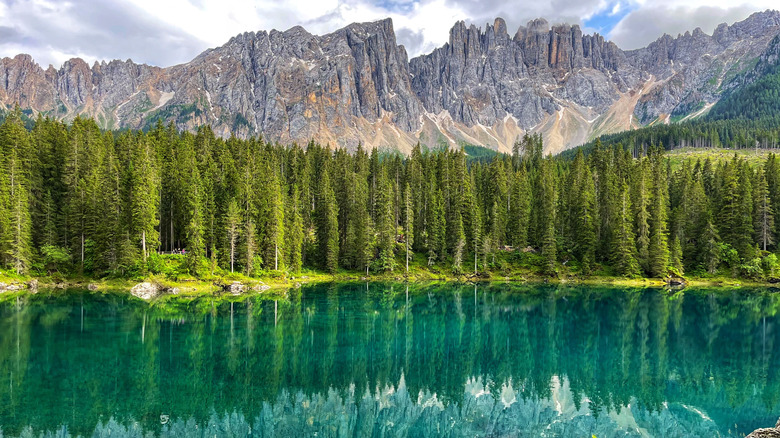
669;237;684;276
316;168;339;273
614;181;639;276
374;168;396;271
427;187;445;265
754;166;775;251
244;217;257;276
451;209;466;273
508;167;531;247
225;198;241;273
700;213;720;274
129;134;159;266
285;185;304;274
580;167;597;273
633;159;651;274
266;170;285;271
539;159;557;275
179;135;204;275
0;110;33;273
648;150;669;277
403;181;413;273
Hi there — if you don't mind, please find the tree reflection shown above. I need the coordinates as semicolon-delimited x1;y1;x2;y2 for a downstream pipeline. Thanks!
0;284;779;437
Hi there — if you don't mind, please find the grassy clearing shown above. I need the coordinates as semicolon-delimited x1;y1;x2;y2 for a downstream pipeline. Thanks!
665;147;779;170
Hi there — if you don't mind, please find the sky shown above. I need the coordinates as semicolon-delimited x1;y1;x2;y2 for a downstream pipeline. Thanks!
0;0;777;69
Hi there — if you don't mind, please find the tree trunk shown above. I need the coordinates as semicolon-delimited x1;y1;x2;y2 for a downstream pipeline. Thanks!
142;230;147;263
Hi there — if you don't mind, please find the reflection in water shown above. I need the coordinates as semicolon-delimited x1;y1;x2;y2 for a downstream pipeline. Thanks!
0;283;779;437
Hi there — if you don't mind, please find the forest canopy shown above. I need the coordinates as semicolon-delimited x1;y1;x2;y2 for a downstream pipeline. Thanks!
0;109;779;281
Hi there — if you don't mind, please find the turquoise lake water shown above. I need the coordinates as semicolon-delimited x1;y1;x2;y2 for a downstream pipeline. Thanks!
1;283;779;437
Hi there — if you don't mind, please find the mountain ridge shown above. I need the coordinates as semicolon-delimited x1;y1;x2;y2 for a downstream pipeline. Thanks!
1;10;779;154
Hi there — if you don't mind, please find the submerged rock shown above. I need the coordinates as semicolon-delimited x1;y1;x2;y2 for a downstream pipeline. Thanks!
130;282;159;300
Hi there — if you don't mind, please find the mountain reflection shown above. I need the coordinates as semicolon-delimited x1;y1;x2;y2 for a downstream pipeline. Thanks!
1;283;779;437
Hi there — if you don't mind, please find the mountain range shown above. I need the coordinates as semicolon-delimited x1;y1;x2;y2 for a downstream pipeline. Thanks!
2;10;780;154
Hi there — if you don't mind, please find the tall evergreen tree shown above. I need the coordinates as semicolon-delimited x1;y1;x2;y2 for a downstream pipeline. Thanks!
0;110;32;273
648;149;670;277
614;181;639;276
754;166;775;251
316;167;339;273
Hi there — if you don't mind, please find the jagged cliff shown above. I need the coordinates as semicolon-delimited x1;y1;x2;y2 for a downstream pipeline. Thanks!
1;11;780;154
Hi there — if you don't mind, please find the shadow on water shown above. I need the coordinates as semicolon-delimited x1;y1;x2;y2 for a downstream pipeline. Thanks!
1;283;780;437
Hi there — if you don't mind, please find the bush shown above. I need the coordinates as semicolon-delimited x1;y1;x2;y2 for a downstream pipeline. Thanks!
763;254;779;277
739;257;764;279
40;245;71;273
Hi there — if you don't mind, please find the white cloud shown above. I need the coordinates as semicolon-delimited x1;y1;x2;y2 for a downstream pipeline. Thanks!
609;0;780;49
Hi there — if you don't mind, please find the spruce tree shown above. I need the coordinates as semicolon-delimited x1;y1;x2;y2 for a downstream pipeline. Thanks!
614;181;639;276
374;168;396;271
427;187;445;265
539;159;557;275
316;168;339;273
0;110;33;273
648;150;669;277
633;159;651;274
225;198;241;273
285;185;304;274
754;166;774;251
129;135;160;266
403;181;413;273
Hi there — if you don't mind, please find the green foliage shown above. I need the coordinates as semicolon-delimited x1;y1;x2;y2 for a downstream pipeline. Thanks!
3;113;780;282
38;245;71;273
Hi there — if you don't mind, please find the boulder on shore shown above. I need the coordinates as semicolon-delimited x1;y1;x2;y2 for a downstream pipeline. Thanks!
252;284;271;292
226;281;245;295
131;282;159;300
87;283;98;291
748;418;780;437
665;276;686;287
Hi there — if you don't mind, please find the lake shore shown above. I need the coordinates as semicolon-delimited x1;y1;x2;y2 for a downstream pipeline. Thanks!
0;267;775;299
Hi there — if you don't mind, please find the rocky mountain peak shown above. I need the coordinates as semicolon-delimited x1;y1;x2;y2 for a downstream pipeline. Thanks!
1;12;780;154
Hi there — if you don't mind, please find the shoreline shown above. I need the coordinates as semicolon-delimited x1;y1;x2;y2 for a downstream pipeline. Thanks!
0;270;776;299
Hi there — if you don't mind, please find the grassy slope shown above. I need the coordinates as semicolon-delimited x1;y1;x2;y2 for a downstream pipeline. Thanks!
665;146;777;170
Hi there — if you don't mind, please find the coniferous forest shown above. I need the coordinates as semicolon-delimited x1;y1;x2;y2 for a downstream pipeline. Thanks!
2;108;780;281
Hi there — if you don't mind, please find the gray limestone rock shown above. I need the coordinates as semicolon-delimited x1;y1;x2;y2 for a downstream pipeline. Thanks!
1;11;780;153
130;282;159;300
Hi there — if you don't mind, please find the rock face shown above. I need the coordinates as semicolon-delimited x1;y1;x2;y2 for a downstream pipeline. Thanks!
130;282;158;300
1;11;780;153
747;418;780;437
225;281;245;295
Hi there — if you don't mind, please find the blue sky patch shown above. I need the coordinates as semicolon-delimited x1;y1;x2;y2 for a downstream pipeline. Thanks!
584;2;636;35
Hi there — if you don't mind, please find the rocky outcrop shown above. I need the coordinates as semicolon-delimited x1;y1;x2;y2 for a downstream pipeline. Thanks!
1;11;780;154
225;281;245;295
627;11;780;123
747;418;780;437
130;282;158;300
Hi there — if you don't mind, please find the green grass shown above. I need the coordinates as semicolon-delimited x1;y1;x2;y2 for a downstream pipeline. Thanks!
665;146;776;170
2;245;779;299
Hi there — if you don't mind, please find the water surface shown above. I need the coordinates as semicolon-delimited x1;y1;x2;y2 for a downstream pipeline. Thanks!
1;283;779;437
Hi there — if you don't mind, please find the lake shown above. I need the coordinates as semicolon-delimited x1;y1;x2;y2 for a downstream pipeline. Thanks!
1;283;779;437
